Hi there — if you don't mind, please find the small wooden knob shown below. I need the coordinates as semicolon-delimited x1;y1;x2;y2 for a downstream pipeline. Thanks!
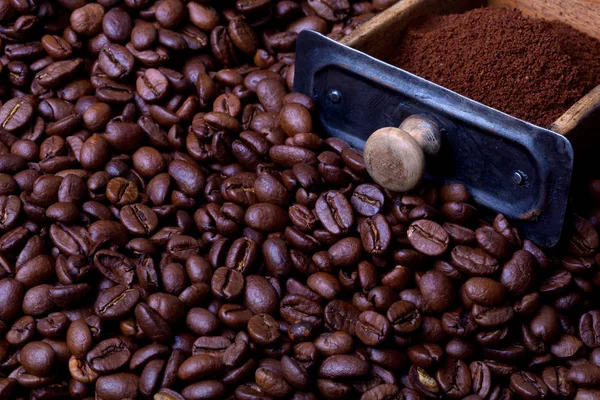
364;115;441;192
364;127;425;192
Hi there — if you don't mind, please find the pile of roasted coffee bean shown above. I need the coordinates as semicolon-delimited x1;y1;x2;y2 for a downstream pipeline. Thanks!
0;0;600;399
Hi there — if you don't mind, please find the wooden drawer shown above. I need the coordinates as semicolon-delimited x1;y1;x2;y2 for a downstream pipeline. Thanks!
340;0;600;161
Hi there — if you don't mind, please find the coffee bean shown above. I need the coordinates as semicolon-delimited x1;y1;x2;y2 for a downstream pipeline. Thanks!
99;43;135;79
95;373;139;400
256;366;292;397
500;250;537;297
244;275;279;314
120;203;158;235
580;311;600;348
270;145;318;168
20;341;56;377
323;299;359;335
70;4;105;35
435;358;472;398
0;98;34;132
41;35;73;60
408;219;449;256
351;184;384;216
248;313;280;346
93;250;135;286
462;277;506;306
178;354;224;381
37;59;84;89
103;8;133;44
212;267;244;302
417;270;455;312
451;245;499;276
387;300;422;334
245;203;288;231
94;285;140;320
181;380;226;400
319;355;369;379
567;364;600;386
137;69;170;103
87;337;131;373
510;371;549;400
409;364;441;398
359;214;392;255
328;237;362;267
106;177;138;206
541;366;574;398
281;294;323;327
355;310;390;346
531;305;561;342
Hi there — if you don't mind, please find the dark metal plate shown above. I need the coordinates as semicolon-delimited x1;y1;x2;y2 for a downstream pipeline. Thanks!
294;30;574;247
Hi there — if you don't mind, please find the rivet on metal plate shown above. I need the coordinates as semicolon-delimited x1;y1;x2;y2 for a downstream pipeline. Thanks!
512;170;527;185
327;90;342;104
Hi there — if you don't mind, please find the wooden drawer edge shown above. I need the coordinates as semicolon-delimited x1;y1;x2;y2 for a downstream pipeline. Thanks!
549;84;600;136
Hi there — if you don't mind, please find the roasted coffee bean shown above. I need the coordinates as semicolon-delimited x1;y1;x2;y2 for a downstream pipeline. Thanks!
351;184;384;216
281;294;323;327
212;267;244;301
318;354;370;379
94;285;140;320
95;373;139;400
407;343;444;368
106;177;138;206
451;245;499;276
87;337;131;373
120;203;158;236
360;214;392;255
248;313;280;345
435;358;471;398
418;270;455;312
510;371;549;399
178;354;224;381
543;365;575;398
0;98;33;132
531;305;561;342
323;299;359;335
387;300;422;334
500;250;537;297
462;277;506;306
20;341;56;377
580;311;600;348
315;190;354;234
244;275;279;314
409;365;441;398
135;303;172;343
355;310;390;346
245;203;288;231
408;219;450;256
93;250;135;286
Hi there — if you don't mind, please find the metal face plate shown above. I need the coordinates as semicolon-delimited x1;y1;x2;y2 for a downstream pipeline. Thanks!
294;30;574;247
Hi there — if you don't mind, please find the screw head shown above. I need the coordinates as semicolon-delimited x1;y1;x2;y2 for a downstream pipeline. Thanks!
328;90;341;104
512;170;527;185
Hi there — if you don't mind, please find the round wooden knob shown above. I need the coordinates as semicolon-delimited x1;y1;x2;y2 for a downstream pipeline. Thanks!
364;115;441;192
364;127;425;192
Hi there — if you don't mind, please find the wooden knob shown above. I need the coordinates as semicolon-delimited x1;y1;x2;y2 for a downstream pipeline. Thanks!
364;115;441;192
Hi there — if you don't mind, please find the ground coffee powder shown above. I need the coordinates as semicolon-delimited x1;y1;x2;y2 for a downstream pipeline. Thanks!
389;7;600;127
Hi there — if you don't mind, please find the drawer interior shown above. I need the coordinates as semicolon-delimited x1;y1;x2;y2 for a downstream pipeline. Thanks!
340;0;600;138
342;0;600;61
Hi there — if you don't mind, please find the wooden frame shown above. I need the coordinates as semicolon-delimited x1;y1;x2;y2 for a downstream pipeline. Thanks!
340;0;600;145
